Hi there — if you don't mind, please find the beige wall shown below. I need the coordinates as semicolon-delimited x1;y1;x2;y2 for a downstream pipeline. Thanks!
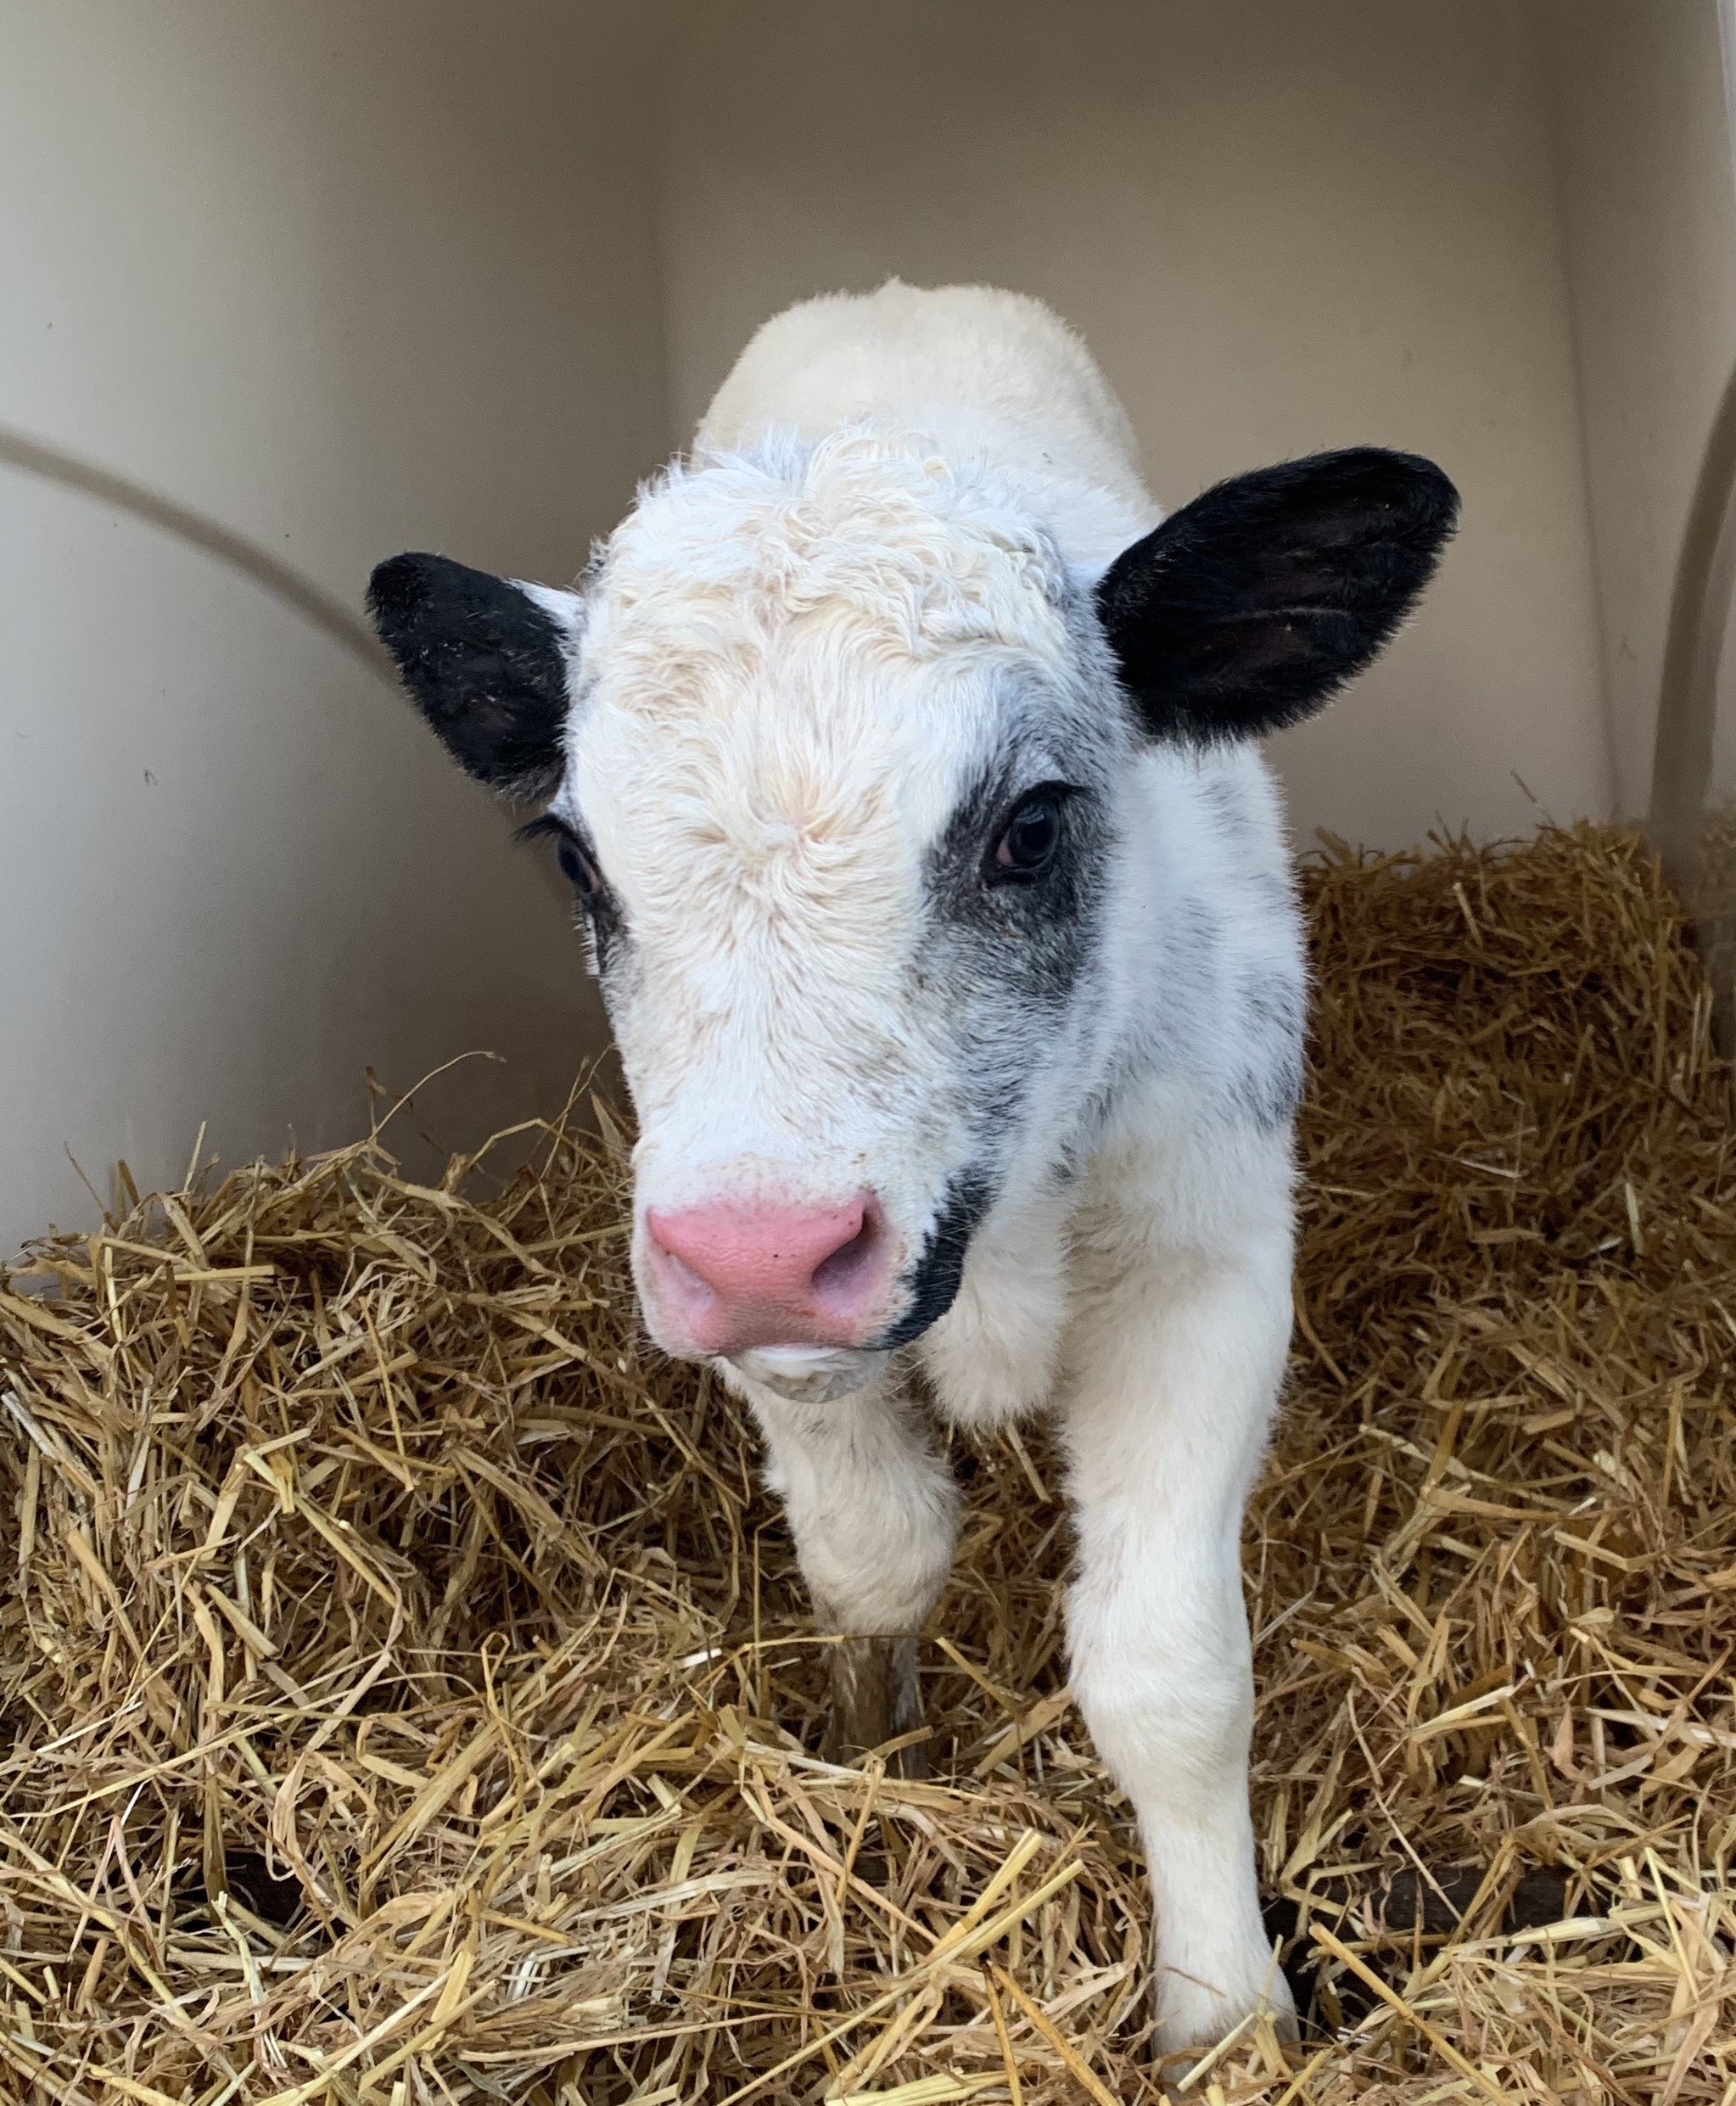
657;0;1616;855
1541;0;1736;820
0;2;662;1252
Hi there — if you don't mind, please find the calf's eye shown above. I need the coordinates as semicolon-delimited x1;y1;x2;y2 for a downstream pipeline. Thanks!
516;810;608;905
556;835;602;898
991;792;1061;878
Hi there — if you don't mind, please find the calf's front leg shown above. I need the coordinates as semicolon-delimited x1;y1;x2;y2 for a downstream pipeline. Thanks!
739;1376;958;1770
1061;1240;1296;2054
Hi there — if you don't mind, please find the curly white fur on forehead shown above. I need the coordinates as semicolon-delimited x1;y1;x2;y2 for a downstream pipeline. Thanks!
584;425;1080;699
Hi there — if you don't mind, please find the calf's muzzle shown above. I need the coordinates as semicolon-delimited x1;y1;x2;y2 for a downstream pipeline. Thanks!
643;1194;895;1356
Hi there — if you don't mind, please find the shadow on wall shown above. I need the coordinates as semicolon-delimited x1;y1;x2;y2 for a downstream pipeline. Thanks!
0;423;391;674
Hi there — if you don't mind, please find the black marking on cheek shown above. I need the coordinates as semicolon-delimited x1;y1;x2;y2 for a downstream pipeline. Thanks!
874;1169;994;1349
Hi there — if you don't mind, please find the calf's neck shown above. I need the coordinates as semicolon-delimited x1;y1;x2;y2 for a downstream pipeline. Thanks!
368;282;1456;2050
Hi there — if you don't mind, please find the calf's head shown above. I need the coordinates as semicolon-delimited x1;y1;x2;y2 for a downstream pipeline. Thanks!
370;434;1454;1396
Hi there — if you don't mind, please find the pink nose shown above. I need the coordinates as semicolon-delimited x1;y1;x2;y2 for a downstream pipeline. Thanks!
644;1195;893;1355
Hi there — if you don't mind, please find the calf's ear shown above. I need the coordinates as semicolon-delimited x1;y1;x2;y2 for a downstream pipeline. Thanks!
366;552;581;794
1094;447;1459;743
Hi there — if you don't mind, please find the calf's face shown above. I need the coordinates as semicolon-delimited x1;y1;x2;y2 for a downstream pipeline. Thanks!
370;435;1454;1397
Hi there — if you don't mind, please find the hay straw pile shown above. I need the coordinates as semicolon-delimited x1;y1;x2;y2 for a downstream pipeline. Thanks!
3;822;1734;2106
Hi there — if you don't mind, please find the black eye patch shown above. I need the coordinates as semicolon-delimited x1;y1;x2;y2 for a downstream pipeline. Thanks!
919;764;1107;1051
904;762;1113;1199
928;769;1095;913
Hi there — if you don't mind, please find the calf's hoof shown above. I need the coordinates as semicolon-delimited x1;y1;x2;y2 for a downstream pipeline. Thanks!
825;1634;927;1777
1152;1957;1298;2060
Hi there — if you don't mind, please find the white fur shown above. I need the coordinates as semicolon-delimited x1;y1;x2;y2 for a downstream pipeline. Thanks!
551;282;1302;2049
741;1372;959;1637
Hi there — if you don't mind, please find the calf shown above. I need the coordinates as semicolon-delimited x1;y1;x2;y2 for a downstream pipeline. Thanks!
368;282;1455;2049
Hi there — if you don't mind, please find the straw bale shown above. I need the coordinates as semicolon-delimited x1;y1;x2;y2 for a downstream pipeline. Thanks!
1;821;1733;2104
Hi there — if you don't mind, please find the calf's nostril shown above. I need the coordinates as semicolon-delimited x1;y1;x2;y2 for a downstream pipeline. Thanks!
810;1212;881;1300
658;1247;713;1299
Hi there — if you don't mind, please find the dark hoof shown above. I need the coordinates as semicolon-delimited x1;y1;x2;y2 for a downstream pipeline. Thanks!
826;1634;923;1768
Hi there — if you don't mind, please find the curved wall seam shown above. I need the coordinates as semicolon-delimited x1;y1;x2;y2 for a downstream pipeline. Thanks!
1647;0;1736;1048
0;423;394;681
1648;361;1736;887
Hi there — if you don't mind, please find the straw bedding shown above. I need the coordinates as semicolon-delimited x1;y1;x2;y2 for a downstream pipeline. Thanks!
2;821;1733;2106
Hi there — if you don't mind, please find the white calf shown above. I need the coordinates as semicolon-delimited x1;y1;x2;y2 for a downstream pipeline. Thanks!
368;282;1455;2049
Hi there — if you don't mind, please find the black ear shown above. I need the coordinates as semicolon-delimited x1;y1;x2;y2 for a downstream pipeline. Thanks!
1094;447;1459;742
366;552;578;793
